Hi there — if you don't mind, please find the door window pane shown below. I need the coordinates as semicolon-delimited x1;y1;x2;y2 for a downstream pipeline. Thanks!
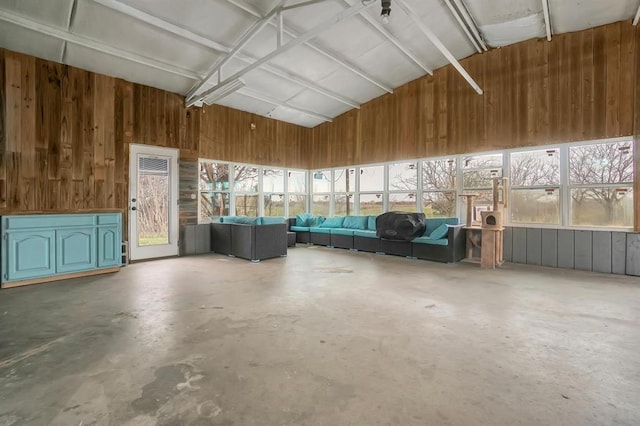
359;166;384;192
511;188;560;224
312;195;330;216
423;192;456;217
389;193;417;212
359;193;383;216
571;187;633;227
235;194;258;217
263;194;285;217
138;157;169;246
389;162;417;191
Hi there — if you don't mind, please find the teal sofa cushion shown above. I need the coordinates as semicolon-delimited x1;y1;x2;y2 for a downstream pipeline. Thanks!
429;223;449;240
424;217;459;235
290;226;310;232
296;213;314;226
367;216;377;231
354;230;377;238
319;216;345;228
307;216;325;227
412;237;448;246
330;228;355;236
235;216;260;225
261;216;286;225
309;227;331;234
343;216;368;230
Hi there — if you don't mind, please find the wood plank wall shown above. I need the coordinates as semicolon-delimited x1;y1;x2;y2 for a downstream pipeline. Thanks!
634;25;640;231
310;21;638;168
0;48;310;237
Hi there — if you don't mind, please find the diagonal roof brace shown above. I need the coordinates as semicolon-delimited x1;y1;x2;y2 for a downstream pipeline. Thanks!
632;2;639;26
542;0;552;40
188;0;378;107
394;0;483;95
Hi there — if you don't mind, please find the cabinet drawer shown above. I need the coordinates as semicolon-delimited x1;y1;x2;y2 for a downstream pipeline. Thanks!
4;214;95;230
98;214;120;225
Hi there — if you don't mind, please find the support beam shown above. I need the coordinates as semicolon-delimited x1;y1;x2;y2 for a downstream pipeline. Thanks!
341;0;432;74
226;0;393;93
92;0;360;108
281;0;332;11
633;3;640;26
0;8;201;80
186;0;287;101
190;0;378;107
542;0;552;41
394;0;483;95
444;0;487;53
60;0;78;62
237;88;333;123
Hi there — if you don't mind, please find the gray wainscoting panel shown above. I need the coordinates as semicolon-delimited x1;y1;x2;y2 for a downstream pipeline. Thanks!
503;227;513;262
526;228;542;265
541;229;558;268
557;230;575;269
512;228;527;264
574;231;593;271
626;234;640;276
612;232;627;275
592;232;612;274
183;225;197;256
196;224;211;254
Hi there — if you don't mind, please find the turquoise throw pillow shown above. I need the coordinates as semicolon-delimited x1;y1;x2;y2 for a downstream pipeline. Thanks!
307;216;325;227
343;216;368;229
319;216;345;228
296;213;313;226
367;216;377;231
429;223;449;240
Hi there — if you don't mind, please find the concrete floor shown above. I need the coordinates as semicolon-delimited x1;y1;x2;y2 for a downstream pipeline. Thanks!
0;246;639;426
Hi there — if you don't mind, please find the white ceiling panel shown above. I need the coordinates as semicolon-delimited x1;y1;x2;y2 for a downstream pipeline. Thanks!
117;0;255;45
286;89;355;117
0;21;64;63
65;44;195;94
464;0;541;25
72;1;219;74
348;40;423;88
480;13;545;47
0;0;74;29
550;0;638;34
317;67;386;104
266;106;325;128
312;13;387;60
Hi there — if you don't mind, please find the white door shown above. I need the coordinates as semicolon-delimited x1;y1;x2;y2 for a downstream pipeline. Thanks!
129;144;179;260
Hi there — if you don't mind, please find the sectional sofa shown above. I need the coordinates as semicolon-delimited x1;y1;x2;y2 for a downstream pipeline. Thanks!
291;214;465;263
210;216;288;262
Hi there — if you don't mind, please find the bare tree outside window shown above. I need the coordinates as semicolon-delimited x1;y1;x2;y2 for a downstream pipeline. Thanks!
510;149;560;224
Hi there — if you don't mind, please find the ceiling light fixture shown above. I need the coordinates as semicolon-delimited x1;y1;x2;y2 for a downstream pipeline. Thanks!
201;77;246;106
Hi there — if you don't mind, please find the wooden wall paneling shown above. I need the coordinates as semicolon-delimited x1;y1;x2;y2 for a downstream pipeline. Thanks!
581;29;595;139
592;26;607;139
635;26;640;232
619;23;634;135
605;23;621;137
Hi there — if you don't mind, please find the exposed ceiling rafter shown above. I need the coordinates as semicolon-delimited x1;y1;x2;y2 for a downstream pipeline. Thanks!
444;0;487;53
92;0;360;109
340;0;433;75
189;0;378;107
394;0;483;95
633;2;640;26
0;8;201;80
226;0;393;94
186;0;288;101
542;0;552;40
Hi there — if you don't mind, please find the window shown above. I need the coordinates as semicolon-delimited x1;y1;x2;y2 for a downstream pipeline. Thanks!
388;162;417;212
569;141;634;228
510;149;560;224
423;158;456;217
334;168;355;215
263;168;285;217
358;165;384;215
199;161;230;222
462;154;502;221
234;165;259;216
312;170;331;215
288;170;307;216
359;193;383;215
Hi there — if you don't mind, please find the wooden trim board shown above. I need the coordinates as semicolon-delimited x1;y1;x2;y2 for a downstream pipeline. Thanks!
1;267;120;289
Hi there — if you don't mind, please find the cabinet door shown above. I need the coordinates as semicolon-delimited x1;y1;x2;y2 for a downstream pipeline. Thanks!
56;228;97;274
98;226;120;267
5;230;56;281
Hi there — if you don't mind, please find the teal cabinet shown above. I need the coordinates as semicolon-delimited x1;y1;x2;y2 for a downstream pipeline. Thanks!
5;230;56;281
98;226;120;267
2;212;122;286
56;228;97;273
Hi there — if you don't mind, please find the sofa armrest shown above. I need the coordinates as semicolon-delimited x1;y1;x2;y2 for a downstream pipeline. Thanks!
211;223;232;255
287;217;296;229
230;224;256;260
254;223;288;260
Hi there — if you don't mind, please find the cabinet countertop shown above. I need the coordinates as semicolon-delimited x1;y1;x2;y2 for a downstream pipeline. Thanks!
0;209;123;216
